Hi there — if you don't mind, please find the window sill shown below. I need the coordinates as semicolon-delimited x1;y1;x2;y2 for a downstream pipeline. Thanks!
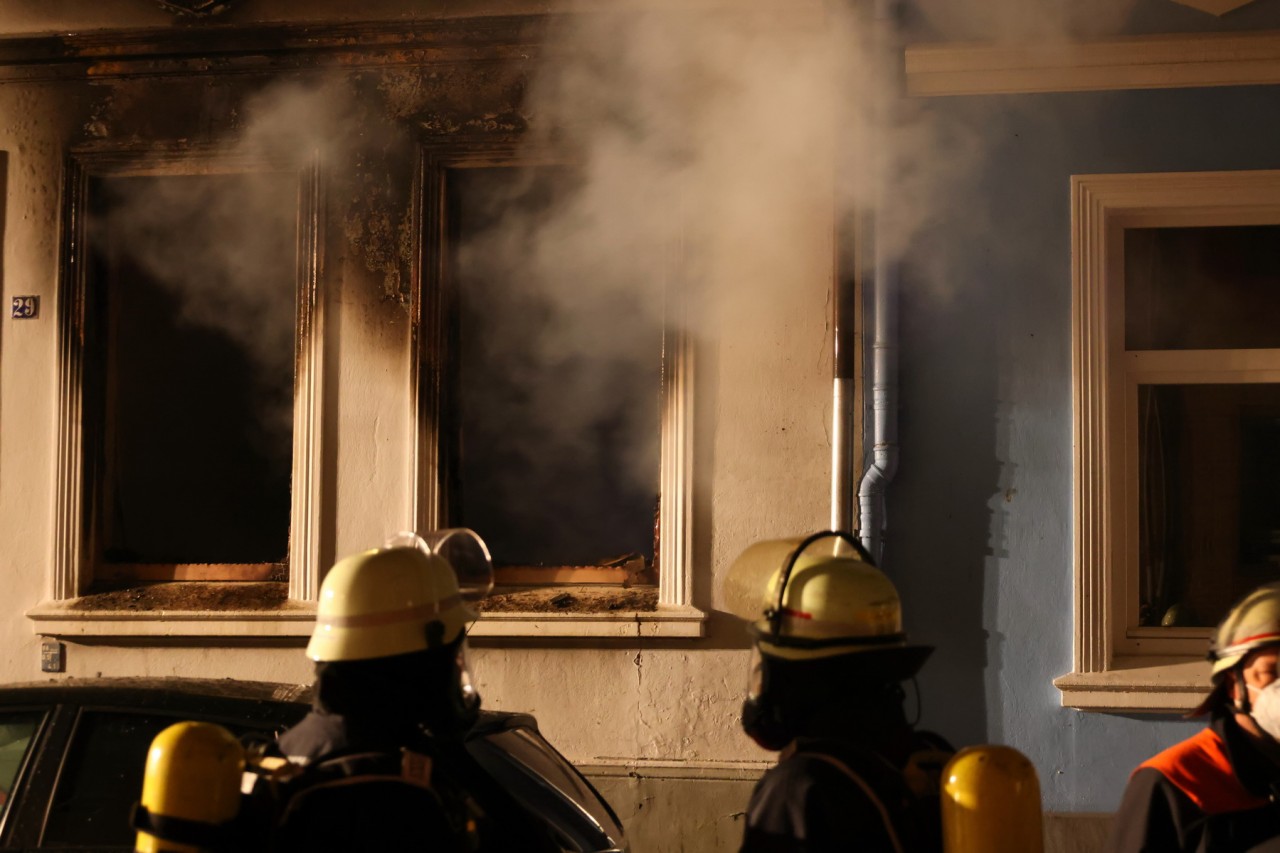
28;600;707;641
469;605;707;639
27;599;317;640
1054;656;1212;714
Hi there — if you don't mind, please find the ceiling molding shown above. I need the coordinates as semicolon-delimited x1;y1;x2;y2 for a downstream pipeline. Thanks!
906;29;1280;97
1171;0;1259;15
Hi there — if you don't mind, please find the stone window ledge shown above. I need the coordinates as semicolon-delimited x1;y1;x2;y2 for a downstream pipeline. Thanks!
27;600;707;641
1054;657;1212;714
27;600;318;640
469;605;706;639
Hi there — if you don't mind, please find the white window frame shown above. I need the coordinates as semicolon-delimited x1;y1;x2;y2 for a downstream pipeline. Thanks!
28;144;325;640
1056;169;1280;712
411;144;703;639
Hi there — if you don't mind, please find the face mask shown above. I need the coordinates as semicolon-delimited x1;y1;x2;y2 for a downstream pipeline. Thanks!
1247;682;1280;741
741;647;793;751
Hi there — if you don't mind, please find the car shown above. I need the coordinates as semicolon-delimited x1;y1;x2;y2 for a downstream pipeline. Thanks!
0;677;627;852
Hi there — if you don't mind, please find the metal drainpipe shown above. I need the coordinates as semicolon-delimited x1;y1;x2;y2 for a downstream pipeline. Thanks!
858;238;898;565
855;0;901;566
831;229;859;534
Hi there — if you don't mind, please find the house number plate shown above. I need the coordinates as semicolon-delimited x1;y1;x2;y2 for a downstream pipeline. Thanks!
11;296;38;319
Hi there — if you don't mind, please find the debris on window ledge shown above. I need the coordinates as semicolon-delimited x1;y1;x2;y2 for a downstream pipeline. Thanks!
67;581;292;612
480;585;659;614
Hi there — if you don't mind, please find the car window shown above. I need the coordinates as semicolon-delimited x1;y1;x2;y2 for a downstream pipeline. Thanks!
469;727;625;852
0;712;44;820
41;710;277;848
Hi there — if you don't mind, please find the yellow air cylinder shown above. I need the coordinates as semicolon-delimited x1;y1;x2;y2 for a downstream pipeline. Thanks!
941;745;1044;853
134;721;245;853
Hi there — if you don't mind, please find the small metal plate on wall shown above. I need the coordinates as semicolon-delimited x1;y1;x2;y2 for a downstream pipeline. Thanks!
41;639;64;673
11;295;38;318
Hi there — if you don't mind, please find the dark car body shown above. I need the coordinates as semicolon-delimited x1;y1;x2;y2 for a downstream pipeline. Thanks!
0;678;626;852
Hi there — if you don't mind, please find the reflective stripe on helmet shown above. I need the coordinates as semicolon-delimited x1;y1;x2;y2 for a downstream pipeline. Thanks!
1213;631;1280;661
316;596;463;630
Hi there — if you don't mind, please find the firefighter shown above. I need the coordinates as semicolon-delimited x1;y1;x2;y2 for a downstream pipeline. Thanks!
1109;582;1280;852
727;531;953;853
254;537;560;852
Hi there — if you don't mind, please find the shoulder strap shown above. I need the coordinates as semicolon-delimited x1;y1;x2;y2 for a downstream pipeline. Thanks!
799;752;906;853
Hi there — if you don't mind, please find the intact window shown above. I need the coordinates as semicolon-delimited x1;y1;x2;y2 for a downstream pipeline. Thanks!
0;712;43;825
1128;226;1280;628
41;710;280;848
1061;171;1280;713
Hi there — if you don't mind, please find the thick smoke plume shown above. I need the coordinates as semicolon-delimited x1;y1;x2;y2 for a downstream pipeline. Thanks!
92;80;366;452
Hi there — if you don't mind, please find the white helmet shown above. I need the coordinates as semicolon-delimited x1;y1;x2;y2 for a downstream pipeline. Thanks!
727;531;931;673
307;543;479;663
1209;582;1280;681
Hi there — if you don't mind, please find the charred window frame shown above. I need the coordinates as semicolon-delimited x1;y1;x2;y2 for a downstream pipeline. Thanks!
53;146;325;602
412;144;693;609
1058;170;1280;712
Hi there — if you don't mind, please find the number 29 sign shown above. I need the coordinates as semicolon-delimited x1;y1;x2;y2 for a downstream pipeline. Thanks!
11;296;39;319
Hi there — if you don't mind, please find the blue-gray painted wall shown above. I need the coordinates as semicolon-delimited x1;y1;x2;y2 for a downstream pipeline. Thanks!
885;82;1280;812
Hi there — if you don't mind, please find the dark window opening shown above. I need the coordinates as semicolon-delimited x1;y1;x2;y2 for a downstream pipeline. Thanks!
445;165;662;584
84;173;296;581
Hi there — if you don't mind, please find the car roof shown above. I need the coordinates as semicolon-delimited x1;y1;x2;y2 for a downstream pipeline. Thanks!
0;676;538;732
0;676;312;705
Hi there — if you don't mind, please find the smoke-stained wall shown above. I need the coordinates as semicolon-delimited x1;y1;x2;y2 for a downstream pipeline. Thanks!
0;5;836;849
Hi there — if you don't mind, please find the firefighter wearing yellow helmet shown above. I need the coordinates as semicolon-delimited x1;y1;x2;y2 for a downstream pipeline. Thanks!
728;531;954;853
253;533;562;853
1109;582;1280;852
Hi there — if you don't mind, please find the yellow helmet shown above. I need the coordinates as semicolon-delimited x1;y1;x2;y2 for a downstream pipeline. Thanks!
728;531;931;672
307;542;479;662
1209;582;1280;680
134;722;245;853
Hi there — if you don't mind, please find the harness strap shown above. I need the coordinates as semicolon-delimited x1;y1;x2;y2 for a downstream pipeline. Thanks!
801;753;906;853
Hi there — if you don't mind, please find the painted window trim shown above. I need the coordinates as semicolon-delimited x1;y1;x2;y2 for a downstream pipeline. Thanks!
906;29;1280;97
33;144;326;632
410;143;704;637
1057;169;1280;713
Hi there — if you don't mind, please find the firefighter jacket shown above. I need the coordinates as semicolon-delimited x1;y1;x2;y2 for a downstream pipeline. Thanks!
1108;714;1280;852
740;734;951;853
256;710;560;853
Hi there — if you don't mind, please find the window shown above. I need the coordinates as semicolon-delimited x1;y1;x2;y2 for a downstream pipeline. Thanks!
1058;170;1280;712
0;712;43;828
53;147;325;603
413;145;696;627
42;709;280;848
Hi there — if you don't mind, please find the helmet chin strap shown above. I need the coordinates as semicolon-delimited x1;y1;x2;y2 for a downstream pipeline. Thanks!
1236;663;1253;715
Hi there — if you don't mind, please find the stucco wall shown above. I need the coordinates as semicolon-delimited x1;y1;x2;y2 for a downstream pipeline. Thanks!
890;82;1280;813
0;16;835;853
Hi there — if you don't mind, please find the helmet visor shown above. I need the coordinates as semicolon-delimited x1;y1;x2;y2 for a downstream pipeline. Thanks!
423;528;494;602
387;529;495;603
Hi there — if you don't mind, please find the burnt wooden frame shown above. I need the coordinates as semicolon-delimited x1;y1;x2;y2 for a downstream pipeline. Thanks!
53;143;325;600
410;141;695;607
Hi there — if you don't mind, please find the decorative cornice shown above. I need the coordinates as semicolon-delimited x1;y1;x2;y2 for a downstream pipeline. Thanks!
907;28;1280;97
